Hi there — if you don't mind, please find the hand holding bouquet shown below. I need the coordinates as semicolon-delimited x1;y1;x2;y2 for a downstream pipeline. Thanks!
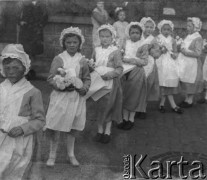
176;36;184;52
86;58;96;72
53;68;83;91
157;38;168;54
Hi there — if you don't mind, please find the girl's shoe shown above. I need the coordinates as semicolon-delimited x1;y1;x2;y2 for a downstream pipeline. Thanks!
68;156;80;167
179;101;193;108
172;107;183;114
101;134;111;144
123;121;134;130
139;112;146;119
117;120;127;129
197;99;207;104
94;133;104;142
159;106;165;113
46;158;56;167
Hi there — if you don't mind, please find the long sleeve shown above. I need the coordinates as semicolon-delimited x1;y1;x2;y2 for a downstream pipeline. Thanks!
133;45;149;66
185;37;203;58
104;50;123;79
20;89;45;136
80;58;91;92
47;56;63;90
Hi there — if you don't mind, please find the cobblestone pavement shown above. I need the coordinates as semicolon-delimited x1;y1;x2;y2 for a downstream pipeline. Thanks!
23;80;207;180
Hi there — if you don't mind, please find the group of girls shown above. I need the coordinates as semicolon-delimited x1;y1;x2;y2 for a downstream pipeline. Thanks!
42;7;206;168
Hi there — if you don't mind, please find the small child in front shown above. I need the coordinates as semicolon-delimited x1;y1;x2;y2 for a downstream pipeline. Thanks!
0;44;45;180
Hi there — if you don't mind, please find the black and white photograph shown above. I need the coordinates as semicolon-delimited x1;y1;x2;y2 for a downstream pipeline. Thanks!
0;0;207;179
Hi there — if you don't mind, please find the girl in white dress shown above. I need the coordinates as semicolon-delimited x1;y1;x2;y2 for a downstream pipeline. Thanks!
139;17;159;119
178;17;203;107
113;7;128;50
156;20;183;114
45;27;91;166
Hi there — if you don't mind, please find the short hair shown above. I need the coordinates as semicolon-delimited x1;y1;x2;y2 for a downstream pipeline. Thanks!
62;33;82;52
129;25;143;35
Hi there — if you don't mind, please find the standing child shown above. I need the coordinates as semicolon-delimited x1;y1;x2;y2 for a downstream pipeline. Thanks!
45;27;91;166
113;7;128;50
0;44;45;180
139;17;160;119
119;22;148;130
93;24;123;144
156;20;182;114
178;17;203;107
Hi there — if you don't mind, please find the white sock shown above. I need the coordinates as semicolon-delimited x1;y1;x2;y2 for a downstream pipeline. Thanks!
67;134;75;157
123;109;129;121
205;91;207;100
129;112;135;122
98;124;104;134
105;122;112;135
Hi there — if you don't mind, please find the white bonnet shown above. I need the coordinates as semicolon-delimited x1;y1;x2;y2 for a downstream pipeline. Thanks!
125;22;144;38
140;17;156;31
98;24;117;40
157;20;174;32
0;44;31;76
59;27;85;49
187;17;202;32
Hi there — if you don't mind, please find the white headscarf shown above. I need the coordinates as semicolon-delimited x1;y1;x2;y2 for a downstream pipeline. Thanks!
98;24;117;42
125;22;144;38
0;44;31;76
157;20;174;32
59;26;85;49
140;17;156;31
187;17;202;32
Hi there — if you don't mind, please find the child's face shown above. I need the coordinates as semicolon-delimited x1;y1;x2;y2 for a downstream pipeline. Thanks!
150;45;162;59
144;21;154;36
99;29;113;47
161;24;172;37
118;11;126;22
64;36;80;55
187;21;194;34
3;59;25;84
129;28;141;42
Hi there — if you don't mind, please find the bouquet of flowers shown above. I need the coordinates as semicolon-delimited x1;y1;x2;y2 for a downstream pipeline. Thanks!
175;36;184;52
53;68;83;91
156;37;168;54
86;58;96;72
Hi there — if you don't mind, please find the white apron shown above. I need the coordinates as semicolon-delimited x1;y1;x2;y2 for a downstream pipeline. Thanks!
86;46;116;101
141;35;155;77
203;56;207;81
46;52;86;132
0;78;33;180
177;32;201;83
156;34;179;87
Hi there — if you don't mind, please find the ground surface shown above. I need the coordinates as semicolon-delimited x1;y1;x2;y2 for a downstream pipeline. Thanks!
22;80;207;180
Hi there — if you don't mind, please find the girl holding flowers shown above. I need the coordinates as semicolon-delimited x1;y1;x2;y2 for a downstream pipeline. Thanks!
156;20;182;114
178;17;203;107
92;24;123;144
45;27;91;166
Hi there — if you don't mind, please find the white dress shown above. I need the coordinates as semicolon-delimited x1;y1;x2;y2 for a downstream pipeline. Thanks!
0;78;33;180
203;56;207;82
177;32;201;83
85;46;117;101
156;34;179;87
45;52;86;132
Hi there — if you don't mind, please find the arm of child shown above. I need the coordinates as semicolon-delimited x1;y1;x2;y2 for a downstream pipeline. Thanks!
102;50;123;80
171;39;178;59
182;38;203;58
47;56;63;91
132;45;148;66
20;89;45;136
76;58;91;96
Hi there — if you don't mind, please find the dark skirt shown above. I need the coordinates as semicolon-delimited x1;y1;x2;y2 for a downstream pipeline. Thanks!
147;65;160;101
123;66;147;112
181;59;203;94
95;77;123;124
